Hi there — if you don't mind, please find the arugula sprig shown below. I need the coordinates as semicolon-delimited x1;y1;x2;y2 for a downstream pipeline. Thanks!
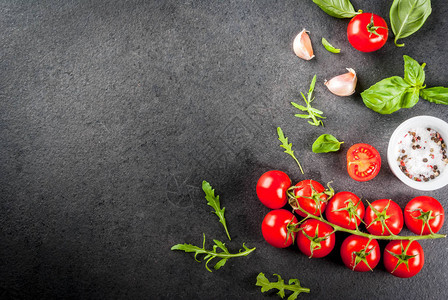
277;127;304;174
171;234;255;272
256;273;310;300
202;180;231;240
291;75;325;127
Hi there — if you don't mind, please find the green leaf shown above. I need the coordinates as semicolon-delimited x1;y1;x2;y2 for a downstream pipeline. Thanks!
361;76;412;114
403;55;425;87
420;87;448;105
290;102;308;111
295;114;312;119
256;273;310;300
202;181;231;240
171;234;256;272
402;87;420;108
213;258;227;270
308;74;317;96
390;0;432;47
312;134;344;153
322;37;341;53
277;127;304;174
312;0;361;18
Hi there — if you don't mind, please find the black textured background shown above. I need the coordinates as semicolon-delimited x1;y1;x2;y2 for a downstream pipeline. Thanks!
1;1;447;299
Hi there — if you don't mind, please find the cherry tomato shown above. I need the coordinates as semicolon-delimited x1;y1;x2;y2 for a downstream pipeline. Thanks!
297;219;335;258
384;240;424;278
346;143;381;182
347;13;388;52
261;209;298;248
364;199;403;236
256;170;291;209
293;180;330;217
404;196;445;235
325;191;365;230
340;235;380;272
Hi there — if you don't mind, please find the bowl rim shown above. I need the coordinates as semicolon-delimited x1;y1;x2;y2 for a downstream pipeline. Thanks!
387;115;448;191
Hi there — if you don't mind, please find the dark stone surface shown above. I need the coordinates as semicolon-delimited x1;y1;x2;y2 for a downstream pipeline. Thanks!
1;0;447;299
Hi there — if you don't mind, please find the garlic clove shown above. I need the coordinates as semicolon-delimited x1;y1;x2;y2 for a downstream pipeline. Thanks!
293;29;315;60
324;68;357;96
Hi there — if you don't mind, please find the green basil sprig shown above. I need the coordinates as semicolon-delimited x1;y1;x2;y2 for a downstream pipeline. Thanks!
322;38;341;53
361;55;448;114
390;0;432;47
312;0;361;18
312;134;343;153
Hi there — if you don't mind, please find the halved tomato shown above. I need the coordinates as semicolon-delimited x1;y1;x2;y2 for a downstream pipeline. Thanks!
346;143;381;182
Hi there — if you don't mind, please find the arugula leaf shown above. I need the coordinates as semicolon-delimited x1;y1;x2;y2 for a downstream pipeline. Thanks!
420;87;448;105
291;75;325;127
312;0;361;18
403;55;425;87
202;181;231;240
322;37;340;53
256;273;310;300
277;127;304;174
390;0;432;47
361;76;412;114
312;134;343;153
171;234;255;272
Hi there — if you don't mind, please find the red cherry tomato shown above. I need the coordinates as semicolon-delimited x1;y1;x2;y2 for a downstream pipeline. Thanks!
346;143;381;182
384;240;424;278
364;199;403;236
261;209;298;248
340;235;380;272
256;170;291;209
347;13;388;52
297;219;335;258
404;196;445;235
293;180;329;217
325;191;365;230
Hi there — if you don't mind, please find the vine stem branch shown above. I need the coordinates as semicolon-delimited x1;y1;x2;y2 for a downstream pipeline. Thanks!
287;191;446;241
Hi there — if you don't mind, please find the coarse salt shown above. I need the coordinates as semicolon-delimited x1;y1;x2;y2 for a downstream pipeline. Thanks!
396;127;448;182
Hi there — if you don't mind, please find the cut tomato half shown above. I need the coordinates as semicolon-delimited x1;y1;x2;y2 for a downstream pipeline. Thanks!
346;143;381;182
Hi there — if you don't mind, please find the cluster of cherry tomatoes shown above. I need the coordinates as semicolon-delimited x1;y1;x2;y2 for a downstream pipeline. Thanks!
256;170;445;278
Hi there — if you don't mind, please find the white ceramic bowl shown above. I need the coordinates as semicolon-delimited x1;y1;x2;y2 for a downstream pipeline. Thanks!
387;115;448;191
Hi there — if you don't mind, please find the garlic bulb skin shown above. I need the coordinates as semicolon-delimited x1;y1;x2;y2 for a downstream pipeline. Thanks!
324;68;357;96
293;29;314;60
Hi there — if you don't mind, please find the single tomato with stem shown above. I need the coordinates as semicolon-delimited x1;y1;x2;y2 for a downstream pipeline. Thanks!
404;196;444;235
340;235;380;272
347;13;388;52
364;199;403;236
325;191;365;230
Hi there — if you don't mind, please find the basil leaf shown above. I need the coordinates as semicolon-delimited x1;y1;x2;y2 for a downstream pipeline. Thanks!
403;55;425;87
312;134;343;153
322;38;341;53
312;0;361;18
402;87;420;108
361;76;412;114
420;87;448;105
390;0;432;47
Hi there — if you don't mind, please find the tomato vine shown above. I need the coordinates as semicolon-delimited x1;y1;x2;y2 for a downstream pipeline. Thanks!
287;189;446;241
